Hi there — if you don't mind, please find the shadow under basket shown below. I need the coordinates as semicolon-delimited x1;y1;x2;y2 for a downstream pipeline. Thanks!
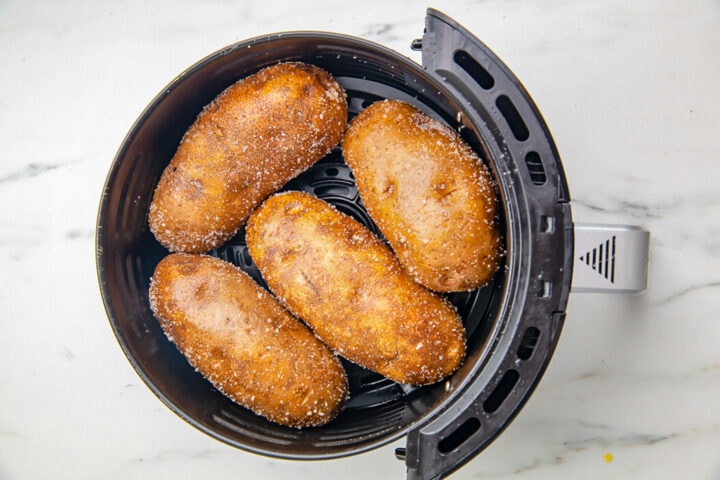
96;9;573;480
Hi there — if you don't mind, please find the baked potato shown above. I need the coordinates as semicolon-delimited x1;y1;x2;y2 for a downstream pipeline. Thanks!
148;62;347;253
148;253;348;428
342;99;502;292
245;191;466;386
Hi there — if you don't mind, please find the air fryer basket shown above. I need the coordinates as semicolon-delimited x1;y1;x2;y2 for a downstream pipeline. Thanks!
97;9;579;480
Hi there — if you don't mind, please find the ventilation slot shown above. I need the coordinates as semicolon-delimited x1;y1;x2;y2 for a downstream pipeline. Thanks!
496;95;529;141
454;50;495;90
537;280;552;298
517;327;541;360
438;417;481;454
579;236;617;283
241;248;254;268
540;215;555;233
313;184;352;197
483;369;519;413
525;151;547;185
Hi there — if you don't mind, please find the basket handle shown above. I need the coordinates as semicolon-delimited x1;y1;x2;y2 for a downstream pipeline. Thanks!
571;223;650;293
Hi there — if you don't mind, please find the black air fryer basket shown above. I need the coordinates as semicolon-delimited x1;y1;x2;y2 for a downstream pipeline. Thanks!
96;9;649;480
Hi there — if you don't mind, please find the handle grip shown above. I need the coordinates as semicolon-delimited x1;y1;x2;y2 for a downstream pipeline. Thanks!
571;223;650;293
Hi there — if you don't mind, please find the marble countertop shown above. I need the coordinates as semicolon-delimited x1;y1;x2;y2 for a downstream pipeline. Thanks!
1;0;719;478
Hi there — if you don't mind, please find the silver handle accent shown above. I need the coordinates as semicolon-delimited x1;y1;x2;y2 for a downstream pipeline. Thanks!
571;223;650;294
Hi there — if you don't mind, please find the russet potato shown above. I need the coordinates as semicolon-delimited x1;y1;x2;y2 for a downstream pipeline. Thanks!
149;62;347;253
246;191;466;386
342;99;502;292
149;253;348;428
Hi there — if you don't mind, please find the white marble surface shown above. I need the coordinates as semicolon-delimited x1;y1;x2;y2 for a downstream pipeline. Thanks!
1;0;719;478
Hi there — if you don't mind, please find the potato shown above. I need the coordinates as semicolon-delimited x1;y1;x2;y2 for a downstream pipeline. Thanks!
245;191;466;386
148;253;348;428
148;62;347;253
342;99;502;292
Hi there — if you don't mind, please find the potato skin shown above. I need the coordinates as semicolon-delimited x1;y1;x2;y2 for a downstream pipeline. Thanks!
246;191;466;386
148;62;347;253
148;253;348;428
342;99;502;292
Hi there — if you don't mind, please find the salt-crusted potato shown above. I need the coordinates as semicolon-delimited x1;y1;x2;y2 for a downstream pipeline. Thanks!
149;253;348;428
342;99;502;292
148;62;347;253
246;191;466;386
